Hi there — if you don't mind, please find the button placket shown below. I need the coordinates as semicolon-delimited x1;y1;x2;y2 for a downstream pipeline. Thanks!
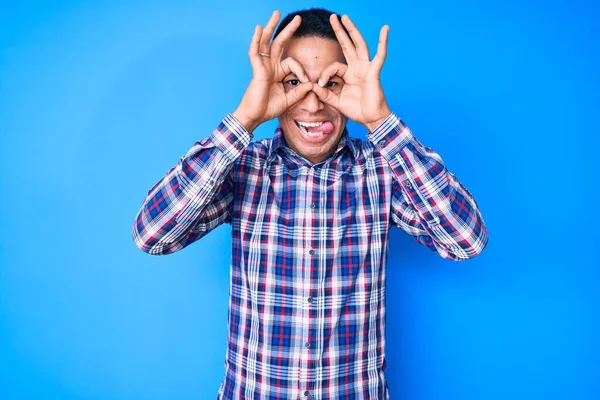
299;165;315;396
307;169;322;398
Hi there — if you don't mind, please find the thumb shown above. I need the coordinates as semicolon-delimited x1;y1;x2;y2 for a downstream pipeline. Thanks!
285;82;313;107
311;84;339;108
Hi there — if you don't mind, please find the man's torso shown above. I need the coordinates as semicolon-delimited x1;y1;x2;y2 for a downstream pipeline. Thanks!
218;136;393;399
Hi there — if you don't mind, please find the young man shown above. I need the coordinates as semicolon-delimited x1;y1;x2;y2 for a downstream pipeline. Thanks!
132;8;488;399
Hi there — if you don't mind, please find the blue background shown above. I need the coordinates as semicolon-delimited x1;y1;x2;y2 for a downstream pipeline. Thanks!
1;0;598;399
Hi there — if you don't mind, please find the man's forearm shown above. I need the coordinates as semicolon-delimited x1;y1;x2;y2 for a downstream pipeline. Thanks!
368;112;488;260
132;114;252;255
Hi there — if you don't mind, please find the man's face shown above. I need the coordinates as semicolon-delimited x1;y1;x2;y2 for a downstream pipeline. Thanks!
279;36;347;164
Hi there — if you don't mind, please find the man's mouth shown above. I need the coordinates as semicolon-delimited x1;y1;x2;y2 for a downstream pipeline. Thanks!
295;120;335;138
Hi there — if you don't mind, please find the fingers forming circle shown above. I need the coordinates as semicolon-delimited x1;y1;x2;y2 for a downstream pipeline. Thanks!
279;57;309;82
311;84;339;108
285;82;313;107
318;61;348;87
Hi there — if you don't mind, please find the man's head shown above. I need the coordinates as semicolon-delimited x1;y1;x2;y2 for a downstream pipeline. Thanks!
273;8;350;164
273;8;348;41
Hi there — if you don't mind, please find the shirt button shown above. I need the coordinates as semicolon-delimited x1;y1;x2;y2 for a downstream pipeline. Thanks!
304;391;310;396
309;249;315;255
404;179;413;188
235;141;243;149
305;342;310;348
378;139;386;148
310;203;316;209
307;297;314;303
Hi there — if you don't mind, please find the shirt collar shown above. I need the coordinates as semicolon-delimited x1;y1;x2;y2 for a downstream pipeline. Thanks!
268;125;358;163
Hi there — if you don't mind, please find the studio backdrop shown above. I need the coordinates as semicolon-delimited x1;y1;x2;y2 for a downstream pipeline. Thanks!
0;1;598;399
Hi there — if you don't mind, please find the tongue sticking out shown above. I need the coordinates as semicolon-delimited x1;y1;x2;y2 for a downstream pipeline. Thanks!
306;121;334;134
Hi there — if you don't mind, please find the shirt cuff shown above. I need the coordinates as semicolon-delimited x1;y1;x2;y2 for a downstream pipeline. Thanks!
366;112;415;159
209;113;253;161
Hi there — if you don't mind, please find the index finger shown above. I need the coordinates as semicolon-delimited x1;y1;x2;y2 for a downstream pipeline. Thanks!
280;57;309;82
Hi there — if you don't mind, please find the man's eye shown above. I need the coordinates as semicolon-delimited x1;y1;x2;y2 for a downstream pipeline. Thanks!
285;79;300;86
325;81;343;90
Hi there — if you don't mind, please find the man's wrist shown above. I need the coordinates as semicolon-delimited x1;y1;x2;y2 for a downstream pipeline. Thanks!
363;109;392;132
232;109;260;133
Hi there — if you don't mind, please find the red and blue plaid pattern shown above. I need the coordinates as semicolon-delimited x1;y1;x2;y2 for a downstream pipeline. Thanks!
133;112;488;399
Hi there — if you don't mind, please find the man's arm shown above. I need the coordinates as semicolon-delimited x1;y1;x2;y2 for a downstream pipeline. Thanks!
132;10;313;255
368;112;488;260
132;115;250;255
312;14;488;260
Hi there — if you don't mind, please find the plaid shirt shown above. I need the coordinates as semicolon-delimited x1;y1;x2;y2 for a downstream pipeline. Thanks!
132;112;488;399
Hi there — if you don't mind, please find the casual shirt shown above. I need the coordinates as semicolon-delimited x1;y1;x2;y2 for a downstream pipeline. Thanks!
132;112;488;399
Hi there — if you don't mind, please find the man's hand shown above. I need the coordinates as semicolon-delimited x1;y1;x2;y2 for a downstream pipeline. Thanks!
312;14;391;132
233;11;314;132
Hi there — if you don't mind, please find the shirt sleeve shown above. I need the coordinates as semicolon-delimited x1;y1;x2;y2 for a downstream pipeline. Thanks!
367;112;488;261
132;113;252;255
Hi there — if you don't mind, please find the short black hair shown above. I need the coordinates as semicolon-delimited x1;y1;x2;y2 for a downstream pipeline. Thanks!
273;7;351;42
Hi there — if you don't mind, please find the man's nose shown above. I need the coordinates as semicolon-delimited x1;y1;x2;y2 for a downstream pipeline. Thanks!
300;90;324;113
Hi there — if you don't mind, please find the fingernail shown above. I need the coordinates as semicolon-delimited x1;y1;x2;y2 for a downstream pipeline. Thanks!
318;80;323;87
